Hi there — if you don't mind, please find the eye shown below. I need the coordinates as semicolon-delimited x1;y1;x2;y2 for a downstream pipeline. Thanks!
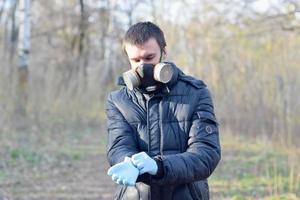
145;56;154;61
132;59;140;63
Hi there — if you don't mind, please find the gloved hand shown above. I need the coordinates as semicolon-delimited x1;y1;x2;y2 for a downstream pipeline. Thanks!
107;156;139;186
131;152;158;175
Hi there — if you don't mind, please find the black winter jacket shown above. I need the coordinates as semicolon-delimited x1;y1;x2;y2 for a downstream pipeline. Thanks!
106;63;221;200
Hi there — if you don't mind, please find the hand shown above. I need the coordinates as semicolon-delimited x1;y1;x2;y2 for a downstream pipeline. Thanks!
131;152;158;175
107;157;139;186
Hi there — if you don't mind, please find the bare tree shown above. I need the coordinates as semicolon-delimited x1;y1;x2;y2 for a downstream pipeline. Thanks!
15;0;31;128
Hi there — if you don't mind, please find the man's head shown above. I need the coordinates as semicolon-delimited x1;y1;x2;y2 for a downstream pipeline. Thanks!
123;22;167;70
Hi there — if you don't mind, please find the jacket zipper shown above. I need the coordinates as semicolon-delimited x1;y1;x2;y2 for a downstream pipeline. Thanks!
146;94;162;200
146;97;152;200
159;97;164;156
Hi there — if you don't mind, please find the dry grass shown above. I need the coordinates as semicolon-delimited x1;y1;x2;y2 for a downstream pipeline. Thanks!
210;132;300;199
0;119;299;200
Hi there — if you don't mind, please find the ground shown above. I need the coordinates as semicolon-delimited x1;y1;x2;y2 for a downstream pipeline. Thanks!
0;125;299;200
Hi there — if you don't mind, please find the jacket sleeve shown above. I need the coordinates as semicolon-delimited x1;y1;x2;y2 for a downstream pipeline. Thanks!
106;92;140;166
152;87;221;185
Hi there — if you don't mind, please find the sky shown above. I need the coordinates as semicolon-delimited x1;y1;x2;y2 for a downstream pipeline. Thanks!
1;0;299;26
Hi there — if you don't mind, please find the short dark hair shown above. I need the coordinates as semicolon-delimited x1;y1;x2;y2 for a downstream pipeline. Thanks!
123;21;166;54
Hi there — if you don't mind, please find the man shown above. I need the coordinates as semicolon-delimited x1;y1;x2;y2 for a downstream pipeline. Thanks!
106;21;221;200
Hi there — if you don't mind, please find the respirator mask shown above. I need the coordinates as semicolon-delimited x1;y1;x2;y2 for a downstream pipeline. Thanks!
123;62;173;92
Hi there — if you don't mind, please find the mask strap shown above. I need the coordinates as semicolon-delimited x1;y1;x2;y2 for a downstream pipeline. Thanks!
159;50;164;62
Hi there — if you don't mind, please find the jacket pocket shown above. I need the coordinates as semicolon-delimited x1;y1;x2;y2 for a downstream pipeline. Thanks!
114;185;127;200
114;184;148;200
196;180;210;200
188;180;210;200
188;182;202;200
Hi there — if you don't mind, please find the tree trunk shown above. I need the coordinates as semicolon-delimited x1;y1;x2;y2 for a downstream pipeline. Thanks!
15;0;31;129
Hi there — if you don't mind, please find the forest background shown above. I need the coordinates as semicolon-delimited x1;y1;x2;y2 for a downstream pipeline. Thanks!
0;0;299;199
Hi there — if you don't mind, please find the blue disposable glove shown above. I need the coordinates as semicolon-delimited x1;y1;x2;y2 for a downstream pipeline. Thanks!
131;152;158;175
107;156;139;186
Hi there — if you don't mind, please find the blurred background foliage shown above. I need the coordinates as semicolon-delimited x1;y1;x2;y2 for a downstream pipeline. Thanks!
0;0;299;199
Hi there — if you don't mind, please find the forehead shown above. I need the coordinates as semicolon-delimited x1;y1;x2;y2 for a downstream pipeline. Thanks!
125;38;160;58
